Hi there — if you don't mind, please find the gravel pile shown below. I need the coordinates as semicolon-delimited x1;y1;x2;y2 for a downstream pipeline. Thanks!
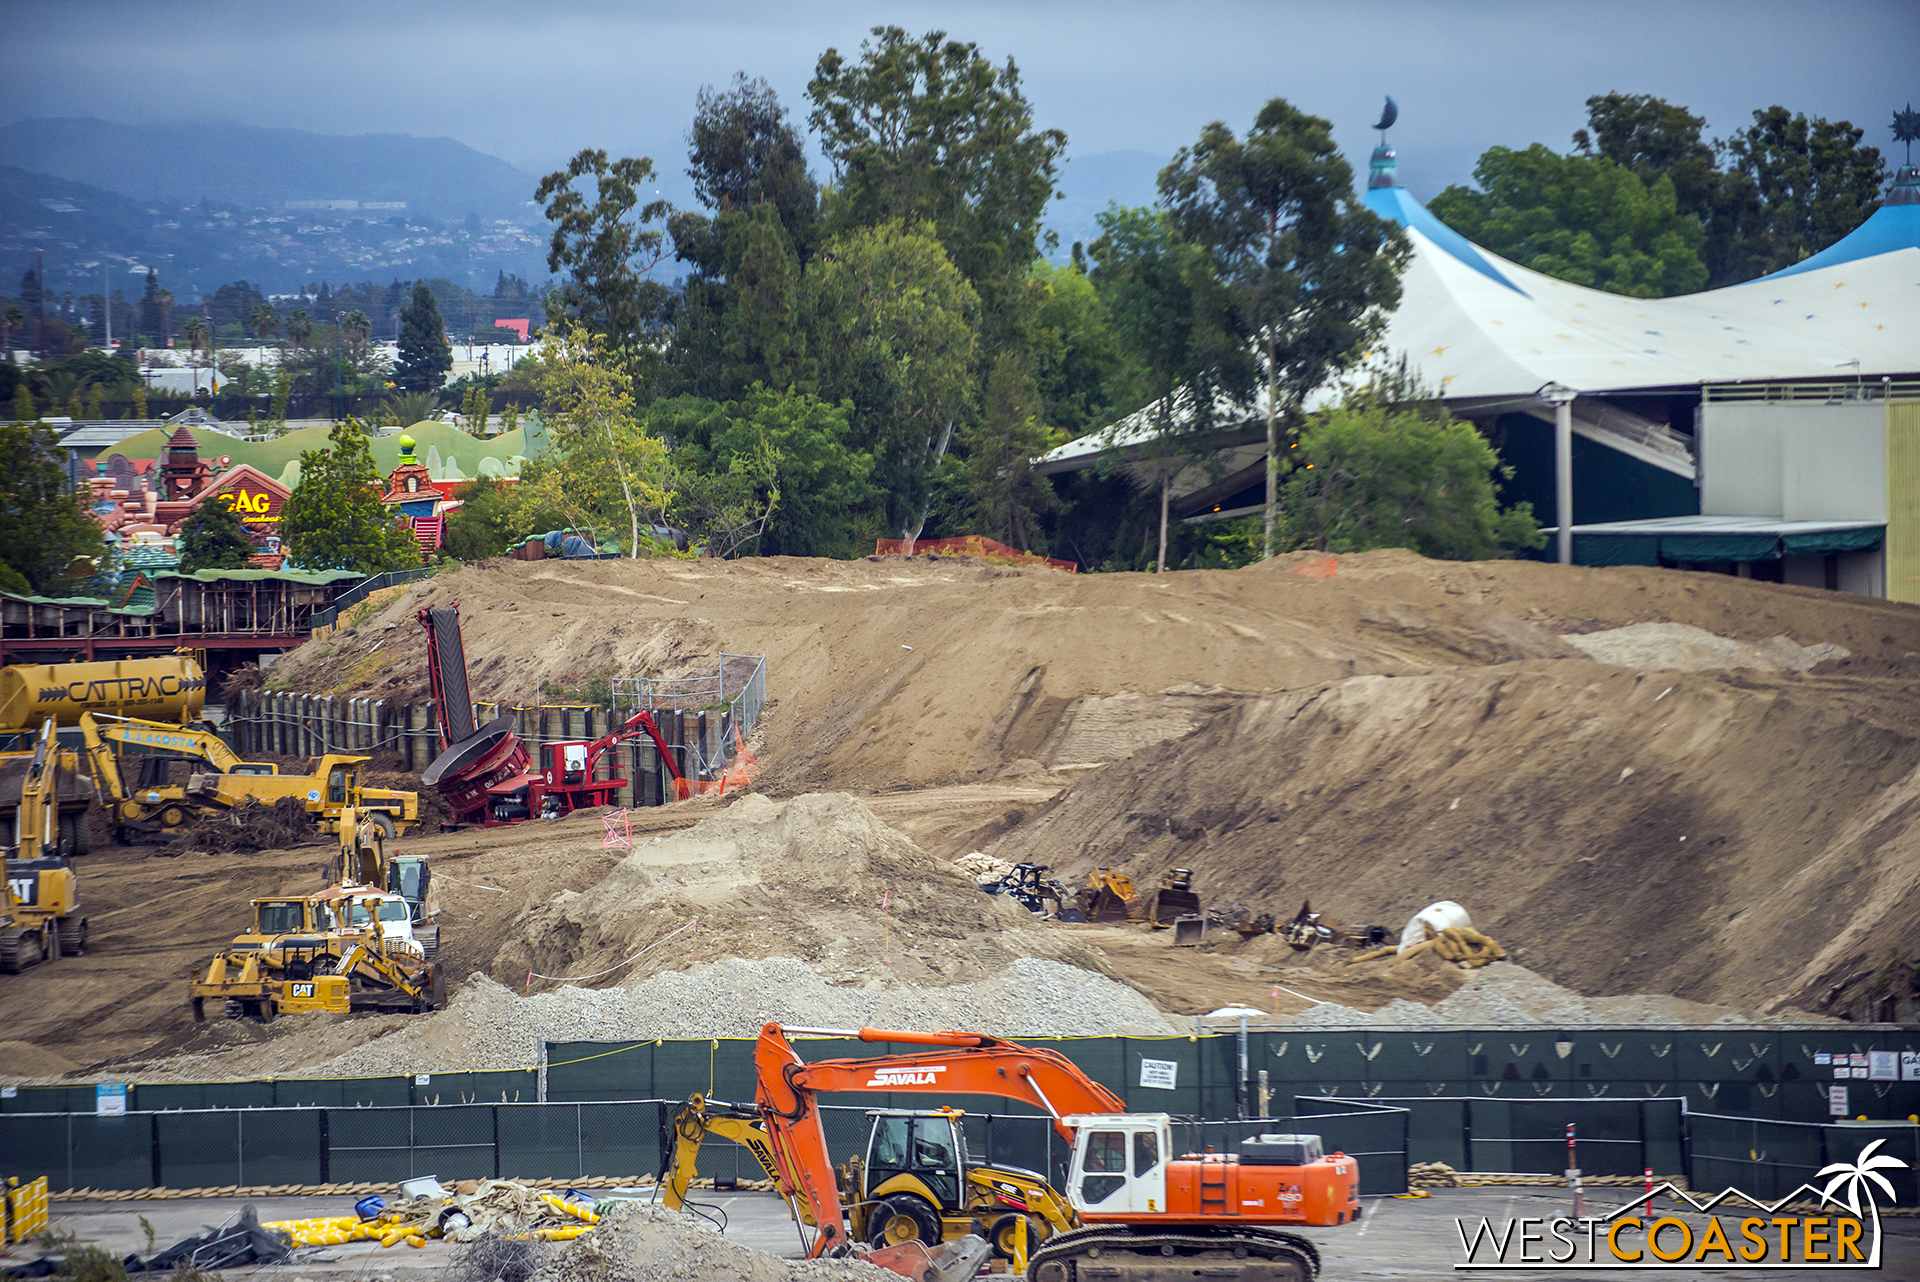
1271;962;1827;1028
1564;623;1847;673
528;1201;895;1282
287;955;1177;1079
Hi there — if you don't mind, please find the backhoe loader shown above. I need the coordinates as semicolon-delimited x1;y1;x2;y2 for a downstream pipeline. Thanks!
2;720;87;972
659;1094;1074;1267
79;712;417;841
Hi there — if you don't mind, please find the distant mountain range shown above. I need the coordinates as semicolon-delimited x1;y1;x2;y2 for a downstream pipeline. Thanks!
0;115;1175;302
0;118;542;221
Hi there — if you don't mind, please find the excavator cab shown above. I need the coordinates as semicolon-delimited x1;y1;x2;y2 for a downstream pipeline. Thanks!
1062;1113;1170;1215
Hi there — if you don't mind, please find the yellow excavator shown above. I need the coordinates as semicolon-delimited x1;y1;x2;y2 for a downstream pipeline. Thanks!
660;1094;1076;1266
78;712;417;841
2;720;88;972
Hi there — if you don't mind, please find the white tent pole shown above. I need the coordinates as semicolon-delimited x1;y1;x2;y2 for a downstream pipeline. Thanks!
1540;384;1578;566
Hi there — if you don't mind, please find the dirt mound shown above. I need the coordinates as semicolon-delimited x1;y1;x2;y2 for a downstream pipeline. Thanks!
493;792;1111;992
531;1201;894;1282
1564;622;1849;672
985;658;1920;1016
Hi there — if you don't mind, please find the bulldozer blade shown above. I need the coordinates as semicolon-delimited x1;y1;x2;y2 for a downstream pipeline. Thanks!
1172;914;1205;946
1149;889;1204;926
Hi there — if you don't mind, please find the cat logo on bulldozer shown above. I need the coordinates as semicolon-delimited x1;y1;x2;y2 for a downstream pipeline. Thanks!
292;982;316;998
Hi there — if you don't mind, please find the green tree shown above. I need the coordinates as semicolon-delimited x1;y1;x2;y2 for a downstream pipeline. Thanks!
537;322;675;556
0;422;106;594
268;368;292;435
958;351;1060;551
285;309;314;357
279;418;421;572
460;385;492;438
1161;98;1409;559
442;477;519;561
2;304;22;358
654;386;875;558
807;26;1066;347
1030;259;1130;440
807;221;980;543
182;316;211;390
534;150;674;366
1430;144;1708;297
393;282;452;393
1279;400;1544;560
11;382;34;422
687;73;820;253
247;301;279;348
1088;205;1229;573
1719;106;1887;278
177;494;255;571
155;288;173;348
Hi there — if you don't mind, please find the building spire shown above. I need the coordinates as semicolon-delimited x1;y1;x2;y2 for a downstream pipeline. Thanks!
1368;96;1400;191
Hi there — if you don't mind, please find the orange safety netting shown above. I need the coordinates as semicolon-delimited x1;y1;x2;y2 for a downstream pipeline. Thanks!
668;724;760;800
873;534;1077;573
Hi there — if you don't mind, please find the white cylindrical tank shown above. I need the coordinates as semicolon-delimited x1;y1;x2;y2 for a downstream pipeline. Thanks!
1398;900;1472;953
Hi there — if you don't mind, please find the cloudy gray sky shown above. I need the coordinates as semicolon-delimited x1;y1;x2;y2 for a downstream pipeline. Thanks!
6;0;1916;203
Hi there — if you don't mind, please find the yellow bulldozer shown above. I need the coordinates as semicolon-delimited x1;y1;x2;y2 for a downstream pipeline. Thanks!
188;806;442;1021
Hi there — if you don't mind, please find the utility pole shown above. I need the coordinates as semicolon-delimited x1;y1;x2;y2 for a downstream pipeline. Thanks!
102;253;111;350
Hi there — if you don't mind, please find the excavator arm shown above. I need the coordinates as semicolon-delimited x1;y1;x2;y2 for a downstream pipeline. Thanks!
659;1094;805;1220
12;719;58;858
584;710;686;787
85;713;248;772
752;1023;1126;1257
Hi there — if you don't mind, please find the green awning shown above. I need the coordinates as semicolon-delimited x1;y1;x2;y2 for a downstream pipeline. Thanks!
1781;527;1883;556
1573;535;1660;568
1658;534;1782;562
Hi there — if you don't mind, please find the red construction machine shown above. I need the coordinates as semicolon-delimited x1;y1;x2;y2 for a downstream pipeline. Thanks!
742;1022;1360;1280
417;606;686;827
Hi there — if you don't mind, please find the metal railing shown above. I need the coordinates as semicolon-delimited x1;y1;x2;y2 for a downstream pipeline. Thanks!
311;565;440;629
613;654;766;780
1703;379;1920;404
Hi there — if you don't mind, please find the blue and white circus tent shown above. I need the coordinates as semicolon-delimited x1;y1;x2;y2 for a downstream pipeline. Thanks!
1034;134;1920;595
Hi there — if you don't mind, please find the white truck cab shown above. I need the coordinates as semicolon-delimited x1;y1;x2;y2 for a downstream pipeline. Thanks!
339;893;425;957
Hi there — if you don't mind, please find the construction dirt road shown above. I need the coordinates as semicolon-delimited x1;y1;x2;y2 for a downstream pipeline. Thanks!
4;548;1919;1081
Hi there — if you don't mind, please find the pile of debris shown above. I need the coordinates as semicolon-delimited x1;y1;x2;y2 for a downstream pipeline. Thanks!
523;1201;903;1282
165;796;323;855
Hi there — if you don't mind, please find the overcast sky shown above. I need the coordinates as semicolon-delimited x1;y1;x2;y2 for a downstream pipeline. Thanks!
6;0;1916;202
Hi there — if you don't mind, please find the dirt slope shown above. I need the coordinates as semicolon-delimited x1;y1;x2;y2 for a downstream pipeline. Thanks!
7;549;1918;1075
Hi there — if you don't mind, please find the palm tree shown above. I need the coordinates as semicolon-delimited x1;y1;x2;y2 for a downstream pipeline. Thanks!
286;309;313;358
182;316;210;394
247;301;279;350
382;390;439;427
155;289;174;348
1;304;20;358
1818;1138;1907;1218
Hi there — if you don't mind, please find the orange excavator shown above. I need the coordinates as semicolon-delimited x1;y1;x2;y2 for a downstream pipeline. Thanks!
749;1022;1360;1280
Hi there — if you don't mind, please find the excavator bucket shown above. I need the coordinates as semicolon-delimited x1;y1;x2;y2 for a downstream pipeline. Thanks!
867;1235;991;1282
1171;913;1205;946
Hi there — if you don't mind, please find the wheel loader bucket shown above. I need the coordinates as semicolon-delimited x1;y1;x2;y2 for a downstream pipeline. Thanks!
867;1235;991;1282
1172;913;1205;946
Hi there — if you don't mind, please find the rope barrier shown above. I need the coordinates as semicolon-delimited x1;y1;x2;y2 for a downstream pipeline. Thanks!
524;919;697;988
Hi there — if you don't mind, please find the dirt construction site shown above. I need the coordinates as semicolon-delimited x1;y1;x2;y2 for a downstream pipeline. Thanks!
6;550;1920;1278
6;549;1920;1076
